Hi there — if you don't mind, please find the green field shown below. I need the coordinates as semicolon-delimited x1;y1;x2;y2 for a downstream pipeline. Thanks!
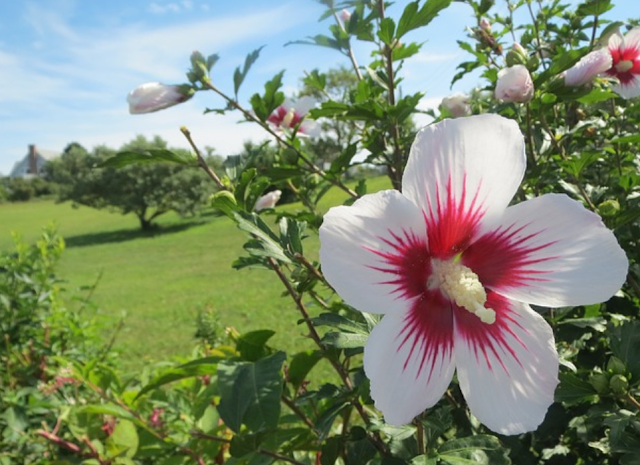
0;178;389;369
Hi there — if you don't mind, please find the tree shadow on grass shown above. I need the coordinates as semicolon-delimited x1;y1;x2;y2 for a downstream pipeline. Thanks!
64;219;209;248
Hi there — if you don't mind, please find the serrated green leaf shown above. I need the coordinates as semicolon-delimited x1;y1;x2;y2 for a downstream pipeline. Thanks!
288;350;323;390
610;321;640;382
396;0;452;39
234;46;265;97
576;0;613;17
555;372;596;404
217;352;285;433
236;330;275;362
322;331;368;349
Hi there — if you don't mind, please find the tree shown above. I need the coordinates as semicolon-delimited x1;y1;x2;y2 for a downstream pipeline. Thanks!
46;136;219;230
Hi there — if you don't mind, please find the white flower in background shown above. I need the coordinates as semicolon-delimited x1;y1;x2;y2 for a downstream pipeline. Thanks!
495;65;534;103
565;27;640;99
440;93;471;118
267;96;320;137
319;114;627;435
127;82;193;114
255;190;282;212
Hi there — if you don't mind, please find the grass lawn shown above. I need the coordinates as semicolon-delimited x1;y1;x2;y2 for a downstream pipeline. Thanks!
0;177;390;371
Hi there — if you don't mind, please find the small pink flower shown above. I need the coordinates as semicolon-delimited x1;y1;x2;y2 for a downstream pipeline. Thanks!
340;9;352;22
127;82;193;114
255;190;282;212
440;94;471;118
149;408;165;429
605;27;640;99
565;48;612;86
480;18;491;32
267;96;320;137
495;65;534;103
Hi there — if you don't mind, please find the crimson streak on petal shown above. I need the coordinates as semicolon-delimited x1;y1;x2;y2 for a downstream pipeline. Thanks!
454;292;527;373
426;176;486;259
365;228;430;301
463;222;558;291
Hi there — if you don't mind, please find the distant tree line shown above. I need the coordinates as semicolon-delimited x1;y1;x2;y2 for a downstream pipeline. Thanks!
44;135;224;230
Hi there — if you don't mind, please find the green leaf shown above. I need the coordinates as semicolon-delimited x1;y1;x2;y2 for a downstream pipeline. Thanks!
287;350;324;390
77;404;135;421
99;149;196;168
610;321;640;382
217;352;286;433
105;419;139;459
236;330;275;361
309;312;369;333
577;88;618;104
396;0;452;39
611;134;640;144
210;190;238;217
250;71;285;121
279;217;306;256
576;0;613;16
555;372;597;404
136;352;230;399
234;46;265;97
378;18;396;45
438;435;503;465
322;331;368;349
233;211;291;265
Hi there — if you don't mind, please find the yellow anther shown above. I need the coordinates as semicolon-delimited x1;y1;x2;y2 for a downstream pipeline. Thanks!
430;259;496;324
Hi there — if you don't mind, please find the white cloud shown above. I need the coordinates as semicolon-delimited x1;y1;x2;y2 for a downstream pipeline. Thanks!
148;3;181;14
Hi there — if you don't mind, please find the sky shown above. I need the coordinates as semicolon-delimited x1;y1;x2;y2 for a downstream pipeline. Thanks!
0;0;636;175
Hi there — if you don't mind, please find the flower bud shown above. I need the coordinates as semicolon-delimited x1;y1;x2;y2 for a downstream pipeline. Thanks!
598;199;620;217
495;65;534;103
506;43;528;67
127;83;194;114
609;374;629;395
480;18;491;32
255;190;282;212
589;372;610;394
607;356;627;375
440;93;471;118
340;9;351;22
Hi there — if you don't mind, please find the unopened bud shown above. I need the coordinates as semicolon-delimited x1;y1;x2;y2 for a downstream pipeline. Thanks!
609;374;629;395
506;43;528;67
598;200;620;217
480;18;491;32
340;9;351;22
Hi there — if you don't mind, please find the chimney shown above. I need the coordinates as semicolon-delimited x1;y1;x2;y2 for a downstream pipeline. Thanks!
28;144;37;174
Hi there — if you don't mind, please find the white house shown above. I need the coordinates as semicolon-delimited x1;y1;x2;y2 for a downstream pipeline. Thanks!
9;144;60;178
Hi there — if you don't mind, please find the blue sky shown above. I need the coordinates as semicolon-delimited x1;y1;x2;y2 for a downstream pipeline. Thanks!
0;0;635;175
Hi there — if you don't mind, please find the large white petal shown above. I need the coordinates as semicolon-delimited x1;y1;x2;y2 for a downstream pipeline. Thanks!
454;296;558;435
402;115;526;258
465;193;627;307
365;305;456;425
319;190;429;315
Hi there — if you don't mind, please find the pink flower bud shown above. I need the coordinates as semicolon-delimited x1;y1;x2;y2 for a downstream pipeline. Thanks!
255;190;282;212
565;48;613;86
495;65;534;103
440;94;471;118
512;42;526;55
480;18;491;32
127;82;193;114
340;9;352;22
